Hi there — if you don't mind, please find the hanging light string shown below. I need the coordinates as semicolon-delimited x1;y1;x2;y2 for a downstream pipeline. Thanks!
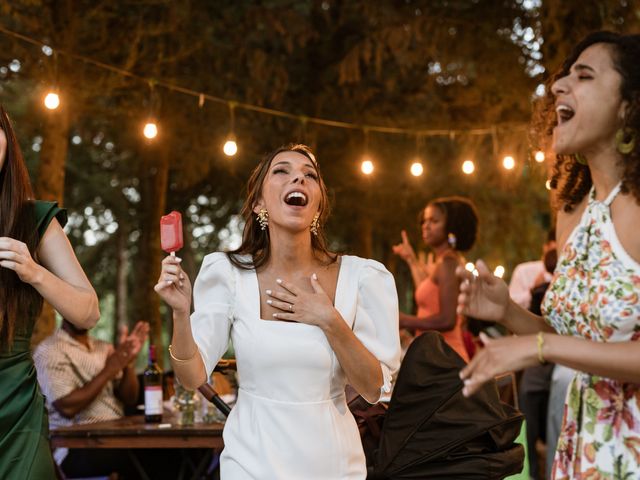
0;25;528;138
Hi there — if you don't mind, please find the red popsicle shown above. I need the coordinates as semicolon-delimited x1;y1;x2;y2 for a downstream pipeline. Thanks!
160;211;183;255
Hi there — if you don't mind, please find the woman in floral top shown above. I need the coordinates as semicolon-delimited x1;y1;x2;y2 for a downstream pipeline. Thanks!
456;31;640;479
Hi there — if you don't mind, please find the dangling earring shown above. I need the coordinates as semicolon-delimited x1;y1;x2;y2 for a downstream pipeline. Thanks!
447;233;457;250
310;213;320;236
256;209;269;230
574;154;588;165
616;127;637;155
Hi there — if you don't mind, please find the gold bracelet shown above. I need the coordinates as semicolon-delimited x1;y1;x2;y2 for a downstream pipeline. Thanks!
168;344;198;363
536;332;547;364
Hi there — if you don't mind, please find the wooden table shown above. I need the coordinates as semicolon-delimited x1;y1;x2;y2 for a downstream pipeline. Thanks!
50;414;224;449
50;415;225;480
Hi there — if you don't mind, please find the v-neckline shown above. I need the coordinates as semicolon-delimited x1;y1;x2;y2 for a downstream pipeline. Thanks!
253;255;347;322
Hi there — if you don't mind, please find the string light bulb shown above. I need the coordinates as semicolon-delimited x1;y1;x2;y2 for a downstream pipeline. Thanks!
534;150;545;163
462;160;475;175
223;136;238;156
502;155;515;170
465;262;475;272
361;159;374;175
143;121;158;139
44;91;60;110
223;101;238;157
494;265;505;278
410;161;424;177
545;179;551;190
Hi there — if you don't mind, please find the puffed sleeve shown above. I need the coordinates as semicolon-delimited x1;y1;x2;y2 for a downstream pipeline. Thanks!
353;259;401;403
190;252;235;376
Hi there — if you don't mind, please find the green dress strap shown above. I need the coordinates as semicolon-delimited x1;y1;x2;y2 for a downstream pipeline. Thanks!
33;201;68;239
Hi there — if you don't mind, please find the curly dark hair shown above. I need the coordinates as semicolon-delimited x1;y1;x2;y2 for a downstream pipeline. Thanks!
429;196;479;252
534;31;640;212
227;143;336;271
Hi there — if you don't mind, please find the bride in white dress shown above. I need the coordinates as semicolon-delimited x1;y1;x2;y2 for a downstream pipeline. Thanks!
155;144;401;479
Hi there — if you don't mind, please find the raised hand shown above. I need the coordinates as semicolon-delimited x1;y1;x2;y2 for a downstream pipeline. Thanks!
0;237;42;284
118;321;150;362
392;230;417;265
154;254;192;315
459;332;539;396
456;259;510;323
265;275;337;330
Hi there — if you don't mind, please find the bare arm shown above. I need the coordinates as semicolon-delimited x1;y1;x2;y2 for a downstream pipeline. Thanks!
406;258;429;287
52;349;126;418
0;219;99;329
155;255;207;390
115;364;139;407
169;310;208;390
392;230;429;286
400;256;459;332
545;334;640;383
113;321;149;405
460;331;640;396
323;313;383;403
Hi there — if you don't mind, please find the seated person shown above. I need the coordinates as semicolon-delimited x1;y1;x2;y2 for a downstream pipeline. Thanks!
33;319;148;478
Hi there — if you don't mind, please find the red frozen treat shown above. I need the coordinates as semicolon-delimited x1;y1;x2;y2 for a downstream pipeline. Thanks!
160;211;183;254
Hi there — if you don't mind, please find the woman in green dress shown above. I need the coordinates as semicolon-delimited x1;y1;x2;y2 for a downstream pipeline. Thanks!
0;106;100;479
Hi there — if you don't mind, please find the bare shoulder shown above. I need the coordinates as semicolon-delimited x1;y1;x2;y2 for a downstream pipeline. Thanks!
434;253;459;280
611;192;640;263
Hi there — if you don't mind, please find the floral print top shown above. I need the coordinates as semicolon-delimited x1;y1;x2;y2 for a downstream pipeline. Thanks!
542;183;640;480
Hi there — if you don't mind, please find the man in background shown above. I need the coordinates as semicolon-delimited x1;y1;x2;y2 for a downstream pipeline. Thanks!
509;228;556;309
34;319;148;478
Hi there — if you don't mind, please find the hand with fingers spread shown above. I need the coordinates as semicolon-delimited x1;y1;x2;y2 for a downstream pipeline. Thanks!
456;259;510;323
154;254;192;315
0;236;43;285
115;321;150;367
392;230;418;265
265;274;337;330
459;332;539;397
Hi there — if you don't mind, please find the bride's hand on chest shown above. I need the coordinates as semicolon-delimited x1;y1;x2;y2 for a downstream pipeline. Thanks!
259;271;339;330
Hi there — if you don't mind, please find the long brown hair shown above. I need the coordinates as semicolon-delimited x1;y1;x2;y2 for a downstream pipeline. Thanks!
0;106;41;347
533;31;640;211
227;143;336;271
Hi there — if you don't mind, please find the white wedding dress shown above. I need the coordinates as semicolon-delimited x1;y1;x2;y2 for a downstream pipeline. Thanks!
191;253;401;479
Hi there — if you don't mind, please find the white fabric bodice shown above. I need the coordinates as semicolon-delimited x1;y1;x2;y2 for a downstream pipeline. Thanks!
191;253;401;479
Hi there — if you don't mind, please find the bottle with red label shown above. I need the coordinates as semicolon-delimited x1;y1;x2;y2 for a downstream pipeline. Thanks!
144;345;163;423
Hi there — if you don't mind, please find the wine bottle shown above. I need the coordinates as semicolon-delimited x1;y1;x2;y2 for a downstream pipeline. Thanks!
144;344;163;423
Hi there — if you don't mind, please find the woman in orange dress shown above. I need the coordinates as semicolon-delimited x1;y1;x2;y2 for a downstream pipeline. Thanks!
393;196;478;362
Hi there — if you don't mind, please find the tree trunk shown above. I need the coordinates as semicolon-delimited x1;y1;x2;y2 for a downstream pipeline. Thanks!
114;227;129;344
135;143;170;368
31;94;72;347
356;214;373;259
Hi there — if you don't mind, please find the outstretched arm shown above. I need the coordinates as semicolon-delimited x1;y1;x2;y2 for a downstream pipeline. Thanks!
460;331;640;397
